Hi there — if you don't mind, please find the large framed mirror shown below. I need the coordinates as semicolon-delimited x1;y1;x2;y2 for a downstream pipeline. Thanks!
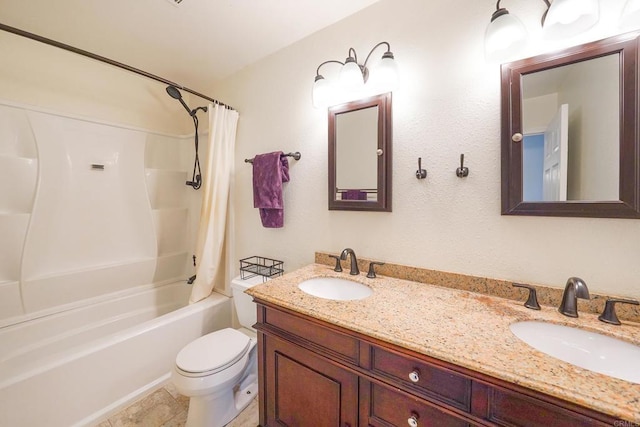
328;92;392;211
501;31;640;218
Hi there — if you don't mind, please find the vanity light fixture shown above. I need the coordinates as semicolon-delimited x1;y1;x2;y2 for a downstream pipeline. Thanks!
484;0;601;62
484;1;528;63
543;0;599;39
312;42;398;109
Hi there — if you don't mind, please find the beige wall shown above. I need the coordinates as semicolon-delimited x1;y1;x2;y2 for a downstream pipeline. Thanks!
523;93;558;134
0;30;194;135
212;0;640;298
2;0;635;299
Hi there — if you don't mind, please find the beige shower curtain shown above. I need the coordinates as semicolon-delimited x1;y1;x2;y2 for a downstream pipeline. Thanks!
189;103;239;303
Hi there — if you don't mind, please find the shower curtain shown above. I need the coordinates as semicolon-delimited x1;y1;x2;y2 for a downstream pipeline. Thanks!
189;104;239;303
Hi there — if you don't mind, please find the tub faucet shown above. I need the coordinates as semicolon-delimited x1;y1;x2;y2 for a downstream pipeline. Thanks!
558;277;590;317
340;248;359;275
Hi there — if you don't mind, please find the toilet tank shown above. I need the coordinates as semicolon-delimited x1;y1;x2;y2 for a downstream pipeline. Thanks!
231;275;268;330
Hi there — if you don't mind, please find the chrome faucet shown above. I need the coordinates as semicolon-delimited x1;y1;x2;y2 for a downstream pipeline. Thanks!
558;277;590;317
340;248;359;275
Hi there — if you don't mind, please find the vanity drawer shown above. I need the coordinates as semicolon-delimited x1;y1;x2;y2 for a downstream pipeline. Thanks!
370;346;471;412
261;305;359;364
486;387;611;427
363;380;470;427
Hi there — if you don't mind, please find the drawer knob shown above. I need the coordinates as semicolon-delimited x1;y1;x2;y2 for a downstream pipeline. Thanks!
408;370;420;383
408;413;419;427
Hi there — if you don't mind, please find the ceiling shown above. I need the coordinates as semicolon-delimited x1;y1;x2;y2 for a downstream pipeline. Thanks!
0;0;380;94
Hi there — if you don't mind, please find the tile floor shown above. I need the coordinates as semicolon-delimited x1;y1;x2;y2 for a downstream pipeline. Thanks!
94;383;258;427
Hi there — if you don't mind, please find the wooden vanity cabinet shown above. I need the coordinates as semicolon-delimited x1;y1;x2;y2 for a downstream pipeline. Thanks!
262;334;359;426
254;301;620;427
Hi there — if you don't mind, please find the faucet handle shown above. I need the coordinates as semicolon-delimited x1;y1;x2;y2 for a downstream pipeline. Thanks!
328;255;343;272
366;262;385;278
512;283;541;310
598;298;639;325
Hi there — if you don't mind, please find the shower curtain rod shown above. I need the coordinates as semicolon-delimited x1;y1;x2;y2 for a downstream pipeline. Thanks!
0;22;235;111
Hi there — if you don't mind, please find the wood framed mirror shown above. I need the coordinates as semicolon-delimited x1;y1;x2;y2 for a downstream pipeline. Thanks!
501;31;640;218
328;92;392;211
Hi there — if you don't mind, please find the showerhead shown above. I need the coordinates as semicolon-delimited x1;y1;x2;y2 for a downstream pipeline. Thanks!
166;85;208;118
166;85;182;100
166;85;193;115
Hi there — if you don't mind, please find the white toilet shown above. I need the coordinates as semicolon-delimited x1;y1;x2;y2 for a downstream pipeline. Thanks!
172;275;264;427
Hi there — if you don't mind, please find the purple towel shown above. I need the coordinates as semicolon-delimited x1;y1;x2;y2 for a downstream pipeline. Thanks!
341;190;367;200
252;151;289;228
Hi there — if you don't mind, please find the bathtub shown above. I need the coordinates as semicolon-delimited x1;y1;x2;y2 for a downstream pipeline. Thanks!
0;281;232;427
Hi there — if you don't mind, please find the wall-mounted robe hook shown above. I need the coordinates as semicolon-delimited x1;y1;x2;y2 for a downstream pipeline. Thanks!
456;154;469;178
416;157;427;179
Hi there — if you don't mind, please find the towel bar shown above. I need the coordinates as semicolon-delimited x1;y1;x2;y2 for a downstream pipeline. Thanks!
336;188;377;193
245;151;301;164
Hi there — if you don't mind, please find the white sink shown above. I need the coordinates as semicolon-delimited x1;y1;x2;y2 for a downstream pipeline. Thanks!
298;277;372;301
510;321;640;384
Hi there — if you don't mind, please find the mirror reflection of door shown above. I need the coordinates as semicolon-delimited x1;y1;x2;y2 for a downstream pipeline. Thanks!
543;104;568;201
521;53;620;202
523;104;568;202
335;106;378;201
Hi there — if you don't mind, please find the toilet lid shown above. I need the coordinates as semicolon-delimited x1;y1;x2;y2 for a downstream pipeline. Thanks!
176;328;251;375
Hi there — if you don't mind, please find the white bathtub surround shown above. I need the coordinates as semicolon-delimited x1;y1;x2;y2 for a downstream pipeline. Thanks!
0;282;232;427
0;101;198;321
0;100;225;426
21;112;156;310
0;105;39;319
190;104;239;303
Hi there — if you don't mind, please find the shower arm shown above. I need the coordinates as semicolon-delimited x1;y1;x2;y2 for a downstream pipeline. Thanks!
191;106;208;116
177;97;208;117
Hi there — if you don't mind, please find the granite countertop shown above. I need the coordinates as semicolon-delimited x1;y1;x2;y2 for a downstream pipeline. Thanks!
246;263;640;422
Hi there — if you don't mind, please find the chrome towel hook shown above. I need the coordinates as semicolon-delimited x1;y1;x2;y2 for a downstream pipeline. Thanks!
456;154;469;178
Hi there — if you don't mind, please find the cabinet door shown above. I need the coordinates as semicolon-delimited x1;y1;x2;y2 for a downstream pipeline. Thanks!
264;334;359;427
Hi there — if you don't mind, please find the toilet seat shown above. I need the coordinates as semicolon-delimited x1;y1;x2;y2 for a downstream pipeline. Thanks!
175;328;251;378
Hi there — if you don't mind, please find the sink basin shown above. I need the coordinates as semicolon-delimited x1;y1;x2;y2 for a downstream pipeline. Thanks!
510;321;640;384
298;277;372;301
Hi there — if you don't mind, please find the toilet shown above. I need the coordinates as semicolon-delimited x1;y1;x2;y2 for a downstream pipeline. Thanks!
172;274;264;427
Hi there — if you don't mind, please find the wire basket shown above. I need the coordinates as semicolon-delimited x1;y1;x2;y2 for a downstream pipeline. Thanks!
239;256;284;281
